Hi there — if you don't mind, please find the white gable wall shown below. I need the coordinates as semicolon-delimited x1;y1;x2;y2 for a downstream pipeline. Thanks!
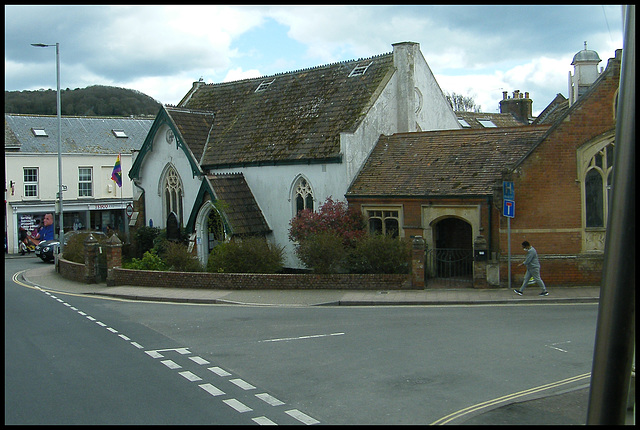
137;124;202;230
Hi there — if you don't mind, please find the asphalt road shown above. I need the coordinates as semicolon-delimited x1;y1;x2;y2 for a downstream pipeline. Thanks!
5;256;600;424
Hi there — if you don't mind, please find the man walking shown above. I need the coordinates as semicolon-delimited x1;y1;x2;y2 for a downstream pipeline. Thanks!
514;241;549;296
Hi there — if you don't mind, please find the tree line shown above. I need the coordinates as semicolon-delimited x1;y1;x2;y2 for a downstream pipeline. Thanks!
5;85;162;117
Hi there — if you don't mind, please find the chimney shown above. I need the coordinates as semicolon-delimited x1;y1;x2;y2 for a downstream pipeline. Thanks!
499;90;533;124
392;41;420;133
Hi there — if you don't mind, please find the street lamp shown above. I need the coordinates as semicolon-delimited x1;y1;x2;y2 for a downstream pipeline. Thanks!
31;42;63;253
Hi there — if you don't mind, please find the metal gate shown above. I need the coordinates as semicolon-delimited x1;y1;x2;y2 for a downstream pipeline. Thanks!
425;248;473;288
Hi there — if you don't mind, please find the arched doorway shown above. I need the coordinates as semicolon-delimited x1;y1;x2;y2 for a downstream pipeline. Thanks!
427;217;473;287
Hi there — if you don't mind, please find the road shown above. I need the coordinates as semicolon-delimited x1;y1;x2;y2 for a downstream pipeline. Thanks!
5;256;598;424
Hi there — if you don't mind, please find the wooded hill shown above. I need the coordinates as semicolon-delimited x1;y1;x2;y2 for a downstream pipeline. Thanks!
5;85;162;117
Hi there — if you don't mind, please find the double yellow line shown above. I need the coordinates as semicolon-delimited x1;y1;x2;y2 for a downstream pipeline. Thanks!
431;372;591;425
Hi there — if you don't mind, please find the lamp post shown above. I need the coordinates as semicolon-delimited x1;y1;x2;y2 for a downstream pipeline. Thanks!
31;42;63;253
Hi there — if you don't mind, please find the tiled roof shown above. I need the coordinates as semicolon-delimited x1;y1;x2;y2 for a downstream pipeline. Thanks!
4;114;153;154
455;111;525;129
164;107;214;163
179;53;395;168
208;173;271;236
531;93;570;125
347;125;550;197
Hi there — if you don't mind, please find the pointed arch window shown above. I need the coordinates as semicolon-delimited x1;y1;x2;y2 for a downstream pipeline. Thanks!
294;177;314;215
584;143;614;228
164;166;184;226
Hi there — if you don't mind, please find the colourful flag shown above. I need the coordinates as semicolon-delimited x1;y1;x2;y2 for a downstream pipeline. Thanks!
111;154;122;187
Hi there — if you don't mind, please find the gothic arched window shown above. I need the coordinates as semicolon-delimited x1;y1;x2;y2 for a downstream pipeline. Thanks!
164;166;183;226
584;143;614;228
293;177;314;215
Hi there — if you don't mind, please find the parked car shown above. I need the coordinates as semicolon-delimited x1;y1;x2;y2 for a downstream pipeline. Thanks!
35;230;107;263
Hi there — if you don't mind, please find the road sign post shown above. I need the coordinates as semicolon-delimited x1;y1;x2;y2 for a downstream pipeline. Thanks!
503;182;515;289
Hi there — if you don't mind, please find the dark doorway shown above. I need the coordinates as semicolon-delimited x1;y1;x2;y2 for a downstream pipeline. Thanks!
427;217;473;288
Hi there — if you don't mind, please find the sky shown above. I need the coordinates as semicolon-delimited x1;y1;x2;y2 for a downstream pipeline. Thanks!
5;5;626;116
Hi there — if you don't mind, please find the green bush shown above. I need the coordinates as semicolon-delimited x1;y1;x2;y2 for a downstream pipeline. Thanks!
132;226;161;259
295;231;347;274
123;249;168;271
62;231;108;264
159;240;203;272
347;234;411;274
207;236;284;274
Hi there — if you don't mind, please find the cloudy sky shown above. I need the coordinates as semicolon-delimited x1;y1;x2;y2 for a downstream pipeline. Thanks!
5;5;625;116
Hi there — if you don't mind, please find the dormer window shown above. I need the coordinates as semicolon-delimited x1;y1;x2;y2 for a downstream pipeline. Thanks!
457;118;471;128
349;62;373;77
31;127;47;137
477;119;497;128
112;129;128;138
255;79;275;92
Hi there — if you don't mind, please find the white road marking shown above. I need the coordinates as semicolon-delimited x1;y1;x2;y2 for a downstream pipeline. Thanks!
546;341;571;353
131;342;144;349
106;327;118;333
70;306;78;310
86;315;96;321
189;356;210;365
63;302;71;307
118;334;130;341
95;321;106;327
56;298;64;303
259;332;345;343
252;416;277;425
285;409;320;425
178;371;202;382
256;393;285;406
230;378;256;390
208;366;232;377
161;359;181;369
199;383;225;396
146;350;164;358
223;398;252;413
77;311;87;316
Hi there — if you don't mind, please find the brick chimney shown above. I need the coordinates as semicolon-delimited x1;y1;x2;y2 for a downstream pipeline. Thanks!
499;90;533;124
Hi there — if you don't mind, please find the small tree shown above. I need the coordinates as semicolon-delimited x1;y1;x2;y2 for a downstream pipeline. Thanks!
445;91;481;112
289;197;366;248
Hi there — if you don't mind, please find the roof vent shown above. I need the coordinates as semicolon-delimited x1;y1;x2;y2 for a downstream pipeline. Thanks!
255;79;275;92
349;61;373;77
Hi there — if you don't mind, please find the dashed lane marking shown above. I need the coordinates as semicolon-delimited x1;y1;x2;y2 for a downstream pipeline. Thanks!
230;378;256;390
223;398;253;413
208;366;232;377
256;393;285;406
189;356;210;365
252;416;277;425
285;409;320;425
160;359;181;369
199;383;225;397
178;371;202;382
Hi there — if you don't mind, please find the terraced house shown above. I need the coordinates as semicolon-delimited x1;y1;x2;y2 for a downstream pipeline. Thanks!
129;42;461;268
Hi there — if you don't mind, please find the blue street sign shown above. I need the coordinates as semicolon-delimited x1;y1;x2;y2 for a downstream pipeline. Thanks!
503;199;515;218
503;181;515;200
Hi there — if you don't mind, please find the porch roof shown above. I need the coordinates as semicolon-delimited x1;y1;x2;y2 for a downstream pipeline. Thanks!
346;125;550;198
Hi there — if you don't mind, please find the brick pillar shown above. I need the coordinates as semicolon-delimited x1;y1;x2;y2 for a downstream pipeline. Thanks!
83;234;98;284
473;235;489;288
411;236;426;289
104;234;122;287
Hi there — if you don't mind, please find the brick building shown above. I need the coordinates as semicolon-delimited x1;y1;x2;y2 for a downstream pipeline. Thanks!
347;47;621;289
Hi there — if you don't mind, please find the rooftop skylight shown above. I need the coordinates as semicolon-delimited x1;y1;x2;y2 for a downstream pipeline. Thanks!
477;119;497;128
255;79;275;92
457;118;471;128
31;127;48;137
112;129;128;138
349;61;373;77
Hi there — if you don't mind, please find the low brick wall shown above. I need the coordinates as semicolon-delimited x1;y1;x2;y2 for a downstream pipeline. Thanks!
58;256;85;283
58;257;414;289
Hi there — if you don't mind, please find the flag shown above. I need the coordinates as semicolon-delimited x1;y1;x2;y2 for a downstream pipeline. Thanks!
111;154;122;187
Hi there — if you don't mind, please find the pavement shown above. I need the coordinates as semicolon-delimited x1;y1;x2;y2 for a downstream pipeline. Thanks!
9;255;635;425
17;261;602;307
